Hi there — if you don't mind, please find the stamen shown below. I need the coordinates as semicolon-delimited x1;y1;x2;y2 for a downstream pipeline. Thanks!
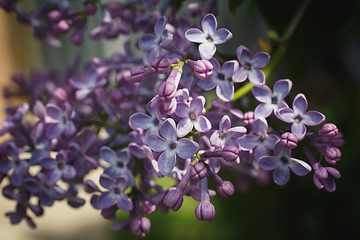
260;135;265;141
217;73;225;80
114;188;121;194
219;132;224;138
190;113;196;120
207;37;213;43
271;97;277;104
173;143;177;148
244;63;251;70
294;117;301;123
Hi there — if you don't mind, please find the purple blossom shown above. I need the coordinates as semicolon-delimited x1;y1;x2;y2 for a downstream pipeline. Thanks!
277;93;325;140
185;13;232;60
96;175;133;211
41;150;76;186
147;119;199;175
46;103;75;139
100;147;135;187
70;69;107;100
138;16;173;63
232;45;270;85
210;115;247;149
198;58;238;102
252;79;292;118
239;118;279;160
175;96;211;137
258;142;312;185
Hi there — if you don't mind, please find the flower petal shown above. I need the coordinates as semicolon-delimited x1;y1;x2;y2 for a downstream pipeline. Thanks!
154;16;166;37
129;112;152;130
254;103;274;118
293;93;308;114
273;167;290;185
157;150;176;175
289;159;311;176
100;147;117;165
185;28;206;43
239;135;259;150
274;79;292;100
213;28;232;44
202;13;217;36
147;135;167;152
291;122;306;140
251;52;270;68
236;45;252;66
232;68;248;83
160;119;177;142
138;34;156;50
222;60;239;79
194;116;211;133
97;192;116;209
198;78;217;90
248;69;265;85
199;42;216;60
175;138;199;159
277;108;295;123
177;118;193;137
216;80;234;102
190;97;204;115
252;85;272;103
258;156;278;170
302;111;325;126
116;193;133;211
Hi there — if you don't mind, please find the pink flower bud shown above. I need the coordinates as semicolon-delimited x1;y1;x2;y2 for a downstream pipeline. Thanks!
325;147;341;165
131;216;151;237
190;162;208;180
164;189;183;211
141;201;156;215
151;56;171;73
157;81;176;100
217;180;235;198
195;202;215;221
130;65;146;82
319;123;339;138
221;145;239;162
189;59;213;79
243;111;254;125
280;132;298;149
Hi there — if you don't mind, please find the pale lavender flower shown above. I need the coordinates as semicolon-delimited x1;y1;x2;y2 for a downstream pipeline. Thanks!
232;45;270;85
258;142;312;185
252;79;292;118
96;175;133;211
147;119;199;175
198;58;238;102
100;147;135;187
239;118;279;160
138;16;173;63
185;13;232;60
175;96;211;137
210;115;247;149
277;93;325;140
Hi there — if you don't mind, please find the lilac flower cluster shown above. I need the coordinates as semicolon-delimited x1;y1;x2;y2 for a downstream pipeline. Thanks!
0;1;344;237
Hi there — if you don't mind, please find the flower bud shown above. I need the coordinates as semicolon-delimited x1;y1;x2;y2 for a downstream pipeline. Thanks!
319;123;338;138
141;201;156;215
47;10;62;21
52;87;68;103
189;59;213;79
56;19;70;33
195;202;215;221
130;65;146;82
131;216;151;237
243;111;254;125
280;132;298;149
157;81;176;100
164;189;183;211
190;162;207;181
217;180;234;198
325;147;341;165
151;56;171;73
221;145;239;162
330;132;344;147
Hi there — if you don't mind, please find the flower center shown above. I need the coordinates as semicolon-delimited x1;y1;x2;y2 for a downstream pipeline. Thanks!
58;162;65;169
114;188;121;194
207;36;213;43
189;113;196;120
271;97;277;104
117;162;124;168
260;135;265;141
244;63;251;70
280;157;289;165
217;73;225;80
170;143;177;149
219;132;224;138
294;116;302;123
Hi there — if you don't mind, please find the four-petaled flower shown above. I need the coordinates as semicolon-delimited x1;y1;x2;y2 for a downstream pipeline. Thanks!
46;103;75;139
258;142;312;185
232;45;270;85
239;118;279;160
252;79;292;118
96;174;133;211
277;93;325;140
185;13;232;60
147;119;199;175
70;68;107;100
198;58;238;102
175;96;211;137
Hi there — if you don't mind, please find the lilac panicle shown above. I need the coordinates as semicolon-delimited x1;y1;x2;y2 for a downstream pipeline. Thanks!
185;13;232;60
147;119;199;175
232;45;270;85
277;93;325;140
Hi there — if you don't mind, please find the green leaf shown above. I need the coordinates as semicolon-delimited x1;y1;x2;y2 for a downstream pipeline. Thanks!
228;0;244;16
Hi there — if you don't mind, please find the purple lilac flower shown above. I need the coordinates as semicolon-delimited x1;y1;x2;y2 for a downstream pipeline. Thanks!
277;93;325;140
185;13;232;60
129;103;163;142
198;58;238;102
239;118;279;160
175;96;211;137
46;103;75;139
147;119;199;175
210;115;247;149
100;147;135;187
252;79;292;118
232;45;270;85
0;103;29;136
258;142;312;185
70;69;107;100
41;150;76;186
139;16;173;63
97;175;133;211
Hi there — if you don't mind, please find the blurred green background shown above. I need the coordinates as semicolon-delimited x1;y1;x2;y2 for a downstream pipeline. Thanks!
1;0;359;239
